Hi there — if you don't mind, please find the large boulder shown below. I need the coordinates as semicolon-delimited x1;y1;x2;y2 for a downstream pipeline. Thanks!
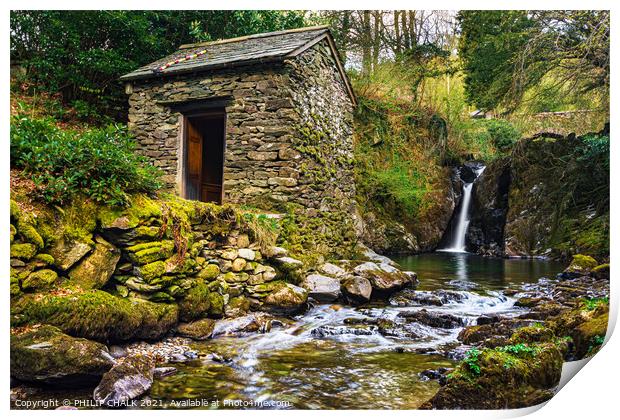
93;354;154;406
263;283;307;315
11;325;114;386
301;274;341;303
353;262;412;296
11;290;178;343
341;276;372;304
68;236;120;289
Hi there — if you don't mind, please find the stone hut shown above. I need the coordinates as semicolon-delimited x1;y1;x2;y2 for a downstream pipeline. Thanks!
121;26;356;215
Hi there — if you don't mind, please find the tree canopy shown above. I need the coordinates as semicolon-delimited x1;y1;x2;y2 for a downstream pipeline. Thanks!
10;11;308;119
457;10;610;112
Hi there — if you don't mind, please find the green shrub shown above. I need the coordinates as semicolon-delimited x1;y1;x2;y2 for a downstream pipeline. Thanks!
484;119;521;152
464;348;482;375
10;115;162;206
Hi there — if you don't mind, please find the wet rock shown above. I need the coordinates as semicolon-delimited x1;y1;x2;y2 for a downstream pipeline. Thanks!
389;289;466;307
93;354;155;406
153;367;177;379
311;325;377;337
419;367;451;383
68;236;120;289
108;345;128;359
398;309;465;329
176;318;217;340
476;314;503;325
302;274;341;302
212;312;272;337
423;342;562;409
11;325;114;386
341;276;372;304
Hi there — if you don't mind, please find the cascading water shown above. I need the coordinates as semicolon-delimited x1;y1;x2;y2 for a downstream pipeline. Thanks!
440;164;485;253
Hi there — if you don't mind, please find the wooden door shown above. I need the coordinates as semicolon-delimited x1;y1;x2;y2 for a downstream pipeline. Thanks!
185;119;202;201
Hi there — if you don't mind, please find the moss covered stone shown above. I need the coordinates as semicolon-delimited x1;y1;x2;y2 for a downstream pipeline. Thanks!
563;254;598;277
10;224;16;243
178;282;211;322
176;318;216;340
10;243;38;260
17;217;45;250
137;260;166;282
225;296;250;318
34;253;55;265
68;236;120;289
10;324;114;385
425;343;563;409
21;269;59;291
126;240;175;265
11;290;178;343
197;264;220;280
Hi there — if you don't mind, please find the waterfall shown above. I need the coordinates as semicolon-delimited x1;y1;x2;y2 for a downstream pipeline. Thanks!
440;165;485;253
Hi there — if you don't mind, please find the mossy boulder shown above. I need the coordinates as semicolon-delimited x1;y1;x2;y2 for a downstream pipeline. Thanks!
341;276;372;304
34;254;55;265
424;343;563;409
11;325;114;385
562;254;598;279
263;283;308;315
176;318;217;340
10;243;38;260
21;269;59;291
11;290;178;343
10;224;16;243
68;236;120;289
126;241;175;265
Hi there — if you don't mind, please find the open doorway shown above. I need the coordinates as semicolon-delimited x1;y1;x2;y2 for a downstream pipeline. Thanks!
184;110;226;204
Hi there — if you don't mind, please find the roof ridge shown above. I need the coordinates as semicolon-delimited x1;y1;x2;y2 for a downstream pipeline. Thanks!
178;25;329;50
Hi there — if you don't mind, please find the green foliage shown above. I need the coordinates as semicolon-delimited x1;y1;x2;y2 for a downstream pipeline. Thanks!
582;297;609;312
463;348;481;376
458;11;609;112
10;115;162;206
10;11;308;121
457;11;533;110
497;343;539;356
484;119;520;152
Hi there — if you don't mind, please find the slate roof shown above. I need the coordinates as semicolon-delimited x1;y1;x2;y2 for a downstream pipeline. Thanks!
120;26;355;105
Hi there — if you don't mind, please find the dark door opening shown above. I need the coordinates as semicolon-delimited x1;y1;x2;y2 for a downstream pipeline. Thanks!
184;111;226;204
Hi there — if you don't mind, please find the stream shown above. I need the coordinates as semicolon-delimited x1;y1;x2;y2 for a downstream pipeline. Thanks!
148;252;564;409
